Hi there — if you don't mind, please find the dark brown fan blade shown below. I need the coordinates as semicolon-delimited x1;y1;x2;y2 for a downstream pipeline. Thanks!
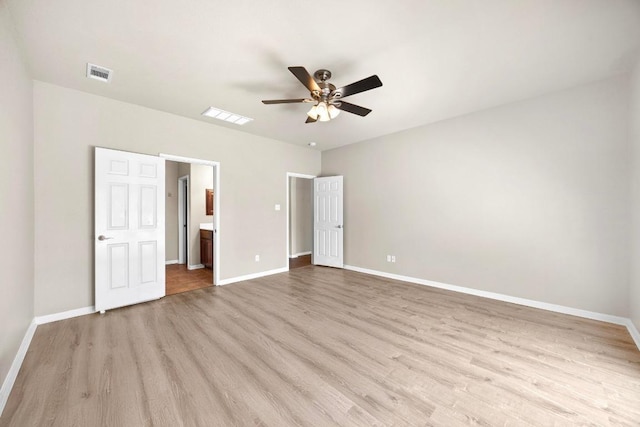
333;75;382;98
262;98;308;104
305;116;317;124
288;66;321;92
335;101;372;117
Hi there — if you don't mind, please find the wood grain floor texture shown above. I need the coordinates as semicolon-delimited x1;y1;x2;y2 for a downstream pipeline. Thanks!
2;266;640;426
165;264;213;296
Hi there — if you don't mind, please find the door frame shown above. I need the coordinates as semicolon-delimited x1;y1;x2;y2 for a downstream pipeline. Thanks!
286;172;316;269
161;153;220;286
177;175;189;265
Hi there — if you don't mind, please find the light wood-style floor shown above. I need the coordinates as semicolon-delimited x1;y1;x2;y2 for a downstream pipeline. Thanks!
2;266;640;426
165;264;213;296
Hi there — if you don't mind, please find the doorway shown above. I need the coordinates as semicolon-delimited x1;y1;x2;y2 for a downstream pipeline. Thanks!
287;173;315;270
161;153;220;295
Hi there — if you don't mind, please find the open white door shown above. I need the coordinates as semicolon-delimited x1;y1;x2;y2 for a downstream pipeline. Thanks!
95;147;166;312
313;176;344;268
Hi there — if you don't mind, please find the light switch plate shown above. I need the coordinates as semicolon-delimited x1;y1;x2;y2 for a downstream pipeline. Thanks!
275;204;281;211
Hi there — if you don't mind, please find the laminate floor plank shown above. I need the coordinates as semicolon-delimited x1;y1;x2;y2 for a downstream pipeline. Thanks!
215;289;437;425
2;266;639;426
186;297;375;427
165;264;213;296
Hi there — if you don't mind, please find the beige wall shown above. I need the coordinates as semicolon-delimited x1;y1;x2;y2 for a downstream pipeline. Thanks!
178;162;190;181
189;163;214;267
323;75;631;317
0;1;34;394
289;177;313;256
630;59;640;331
33;81;320;316
165;160;179;262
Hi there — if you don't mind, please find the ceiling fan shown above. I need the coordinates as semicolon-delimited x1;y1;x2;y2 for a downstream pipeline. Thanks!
262;66;382;123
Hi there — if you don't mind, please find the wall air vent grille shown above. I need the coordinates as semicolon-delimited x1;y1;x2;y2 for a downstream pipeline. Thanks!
86;63;113;83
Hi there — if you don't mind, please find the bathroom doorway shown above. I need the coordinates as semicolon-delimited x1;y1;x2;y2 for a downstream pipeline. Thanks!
162;154;219;295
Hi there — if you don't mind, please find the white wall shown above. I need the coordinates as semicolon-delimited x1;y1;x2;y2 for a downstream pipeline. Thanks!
33;81;320;316
323;75;631;317
630;59;640;331
165;160;179;262
0;0;34;397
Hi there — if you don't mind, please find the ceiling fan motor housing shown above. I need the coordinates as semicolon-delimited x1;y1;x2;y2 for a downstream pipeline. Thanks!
312;70;336;101
314;69;332;82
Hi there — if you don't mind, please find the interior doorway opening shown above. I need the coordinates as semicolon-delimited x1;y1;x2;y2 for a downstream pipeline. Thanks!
161;153;220;295
287;173;315;270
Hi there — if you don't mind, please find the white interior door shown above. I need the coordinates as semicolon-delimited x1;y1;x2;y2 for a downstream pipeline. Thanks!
95;147;166;312
313;176;343;268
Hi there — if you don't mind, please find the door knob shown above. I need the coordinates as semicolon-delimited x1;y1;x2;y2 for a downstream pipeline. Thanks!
98;235;114;241
336;225;343;229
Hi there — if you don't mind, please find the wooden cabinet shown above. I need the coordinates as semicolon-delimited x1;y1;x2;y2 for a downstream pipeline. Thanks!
200;229;213;269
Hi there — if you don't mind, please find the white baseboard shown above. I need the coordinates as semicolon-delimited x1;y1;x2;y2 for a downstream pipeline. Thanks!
34;306;96;325
165;259;179;265
0;319;37;417
218;267;288;286
626;319;640;351
290;251;312;258
188;264;204;270
344;265;640;351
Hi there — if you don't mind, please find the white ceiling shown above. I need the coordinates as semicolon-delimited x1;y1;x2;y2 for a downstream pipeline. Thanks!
6;0;640;150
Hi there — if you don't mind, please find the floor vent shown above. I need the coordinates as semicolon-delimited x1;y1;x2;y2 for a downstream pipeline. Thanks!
86;63;113;83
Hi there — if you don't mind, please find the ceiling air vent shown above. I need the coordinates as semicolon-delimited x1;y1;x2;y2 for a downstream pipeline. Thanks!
86;63;113;83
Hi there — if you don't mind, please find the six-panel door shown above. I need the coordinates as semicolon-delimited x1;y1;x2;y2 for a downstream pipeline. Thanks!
313;176;344;268
95;147;166;312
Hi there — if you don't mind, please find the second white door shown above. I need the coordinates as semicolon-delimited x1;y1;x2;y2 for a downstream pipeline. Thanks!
313;176;343;268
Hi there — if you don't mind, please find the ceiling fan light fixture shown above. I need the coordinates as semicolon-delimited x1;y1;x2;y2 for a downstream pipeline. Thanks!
307;105;318;120
328;104;340;119
316;102;330;121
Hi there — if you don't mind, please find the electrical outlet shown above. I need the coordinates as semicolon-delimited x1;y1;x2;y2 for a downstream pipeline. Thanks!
255;255;260;262
386;255;391;262
391;256;396;263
